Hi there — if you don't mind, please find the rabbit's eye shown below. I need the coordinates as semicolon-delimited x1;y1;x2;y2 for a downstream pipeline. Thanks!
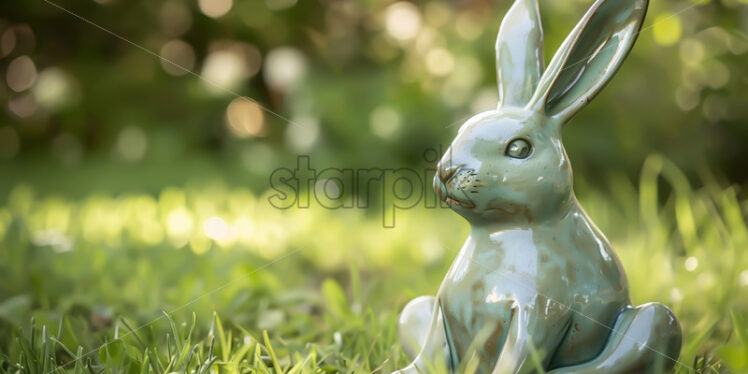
505;138;532;159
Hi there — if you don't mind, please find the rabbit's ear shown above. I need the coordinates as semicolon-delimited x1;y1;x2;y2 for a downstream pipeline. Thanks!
529;0;648;122
495;0;544;109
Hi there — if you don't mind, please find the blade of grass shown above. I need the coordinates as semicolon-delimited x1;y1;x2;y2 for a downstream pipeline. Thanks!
212;312;229;362
119;318;146;350
262;331;283;374
163;312;182;353
140;349;150;374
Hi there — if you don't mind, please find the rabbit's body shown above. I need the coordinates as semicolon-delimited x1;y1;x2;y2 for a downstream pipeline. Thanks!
439;206;628;372
393;0;682;372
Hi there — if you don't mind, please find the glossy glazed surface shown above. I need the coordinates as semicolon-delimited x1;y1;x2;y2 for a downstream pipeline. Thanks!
394;0;682;372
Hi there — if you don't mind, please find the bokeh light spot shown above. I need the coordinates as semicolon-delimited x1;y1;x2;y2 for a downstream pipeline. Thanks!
685;256;698;272
424;2;451;28
198;0;233;18
703;61;729;89
159;39;195;76
166;207;193;248
285;115;319;152
315;178;341;200
674;86;700;111
202;49;249;94
385;2;422;42
190;236;211;254
653;13;682;46
203;216;231;240
244;44;263;78
33;68;76;110
6;55;37;92
160;0;193;36
1;28;16;57
455;13;483;41
226;98;265;138
669;288;683;303
420;238;444;264
8;94;37;118
211;41;262;79
114;126;148;162
6;25;35;54
234;216;255;244
369;106;401;140
678;38;704;66
414;27;440;55
740;270;748;287
264;47;306;92
425;48;454;77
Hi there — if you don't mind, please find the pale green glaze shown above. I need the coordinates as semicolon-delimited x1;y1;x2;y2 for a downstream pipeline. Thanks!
394;0;682;373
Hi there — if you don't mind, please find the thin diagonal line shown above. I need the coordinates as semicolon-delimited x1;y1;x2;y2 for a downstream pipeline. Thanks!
48;246;305;373
42;0;306;129
445;0;708;129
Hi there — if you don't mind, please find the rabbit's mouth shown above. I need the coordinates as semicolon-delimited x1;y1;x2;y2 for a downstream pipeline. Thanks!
446;195;476;209
435;176;476;208
446;169;478;209
435;165;478;209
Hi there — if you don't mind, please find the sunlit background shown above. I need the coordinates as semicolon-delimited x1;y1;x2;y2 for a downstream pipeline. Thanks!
1;0;748;372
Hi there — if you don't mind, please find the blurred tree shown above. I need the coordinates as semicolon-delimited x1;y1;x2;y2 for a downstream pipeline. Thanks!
0;0;746;197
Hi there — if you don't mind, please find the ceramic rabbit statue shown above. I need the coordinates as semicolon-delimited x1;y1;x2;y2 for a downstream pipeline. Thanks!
394;0;682;373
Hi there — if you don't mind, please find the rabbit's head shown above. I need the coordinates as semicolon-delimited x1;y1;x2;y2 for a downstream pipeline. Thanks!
434;0;648;224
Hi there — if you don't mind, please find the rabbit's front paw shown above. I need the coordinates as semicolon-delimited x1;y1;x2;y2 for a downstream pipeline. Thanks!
548;303;682;374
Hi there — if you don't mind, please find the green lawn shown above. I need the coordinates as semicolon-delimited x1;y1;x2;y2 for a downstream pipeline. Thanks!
1;155;747;373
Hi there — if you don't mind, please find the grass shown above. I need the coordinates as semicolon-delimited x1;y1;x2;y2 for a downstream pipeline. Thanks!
0;154;747;373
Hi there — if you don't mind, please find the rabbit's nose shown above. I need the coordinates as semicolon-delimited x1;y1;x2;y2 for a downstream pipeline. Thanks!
435;164;460;201
437;164;460;184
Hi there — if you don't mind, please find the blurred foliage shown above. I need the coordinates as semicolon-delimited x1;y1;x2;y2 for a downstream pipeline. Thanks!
0;0;747;197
